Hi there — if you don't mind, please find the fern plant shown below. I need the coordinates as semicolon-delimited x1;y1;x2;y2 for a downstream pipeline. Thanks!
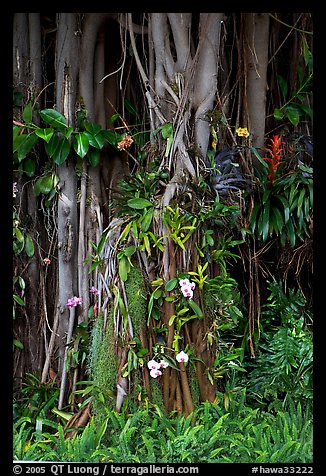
245;280;313;411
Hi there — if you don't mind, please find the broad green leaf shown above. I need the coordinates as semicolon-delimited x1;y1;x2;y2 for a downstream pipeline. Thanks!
84;121;102;135
22;102;33;124
165;277;178;292
102;129;121;146
119;255;130;282
34;175;54;196
35;127;54;143
85;130;105;149
127;198;153;209
188;300;203;318
13;227;24;243
18;277;25;290
23;158;36;177
161;122;173;139
25;233;35;257
16;133;38;162
39;108;68;131
87;147;101;167
124;245;137;257
297;103;313;118
285;105;301;126
13;294;25;306
45;134;70;165
65;127;73;139
273;108;284;120
73;132;89;158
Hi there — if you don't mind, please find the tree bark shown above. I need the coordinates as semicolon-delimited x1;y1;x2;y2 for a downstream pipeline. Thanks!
55;13;79;406
244;13;270;152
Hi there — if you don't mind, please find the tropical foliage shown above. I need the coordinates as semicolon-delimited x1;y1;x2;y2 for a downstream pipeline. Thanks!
13;12;313;463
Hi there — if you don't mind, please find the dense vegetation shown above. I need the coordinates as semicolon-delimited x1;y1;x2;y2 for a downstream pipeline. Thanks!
13;13;313;463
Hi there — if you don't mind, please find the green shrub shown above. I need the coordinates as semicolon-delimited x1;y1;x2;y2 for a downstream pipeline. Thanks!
245;280;313;411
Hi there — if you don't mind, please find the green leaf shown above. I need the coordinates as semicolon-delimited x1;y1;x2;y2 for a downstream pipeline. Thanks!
273;108;284;120
73;132;90;158
34;175;54;196
87;147;101;167
102;129;121;146
285;105;301;126
22;102;33;124
262;201;270;241
23;158;36;177
119;255;130;282
35;127;54;143
17;133;38;162
84;121;102;135
141;208;154;232
296;103;313;118
13;339;24;349
124;99;139;118
271;206;284;235
286;218;296;247
250;202;260;234
124;245;137;257
45;134;70;165
25;233;35;257
161;122;173;139
13;294;25;306
165;277;178;292
277;75;288;100
127;198;153;209
188;300;203;318
39;108;68;131
302;37;313;71
297;188;306;217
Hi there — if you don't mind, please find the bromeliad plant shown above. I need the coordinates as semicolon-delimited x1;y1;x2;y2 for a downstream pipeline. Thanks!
250;134;313;246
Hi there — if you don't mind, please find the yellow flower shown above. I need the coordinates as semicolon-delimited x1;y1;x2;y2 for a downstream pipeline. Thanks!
236;127;249;138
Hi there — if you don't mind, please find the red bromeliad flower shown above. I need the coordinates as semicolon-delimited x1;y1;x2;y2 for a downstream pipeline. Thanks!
262;135;284;183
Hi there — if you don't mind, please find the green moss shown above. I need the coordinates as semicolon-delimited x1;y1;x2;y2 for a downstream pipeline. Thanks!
125;263;148;338
150;379;164;407
188;363;201;406
88;309;117;423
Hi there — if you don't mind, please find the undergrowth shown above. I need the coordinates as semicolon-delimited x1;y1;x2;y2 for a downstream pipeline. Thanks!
13;396;312;463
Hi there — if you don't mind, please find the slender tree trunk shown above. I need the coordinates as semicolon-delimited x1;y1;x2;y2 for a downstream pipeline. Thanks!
55;13;79;407
244;13;270;152
193;13;222;161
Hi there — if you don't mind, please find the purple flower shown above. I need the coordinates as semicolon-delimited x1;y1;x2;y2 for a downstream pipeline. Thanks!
90;286;100;295
66;296;82;308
